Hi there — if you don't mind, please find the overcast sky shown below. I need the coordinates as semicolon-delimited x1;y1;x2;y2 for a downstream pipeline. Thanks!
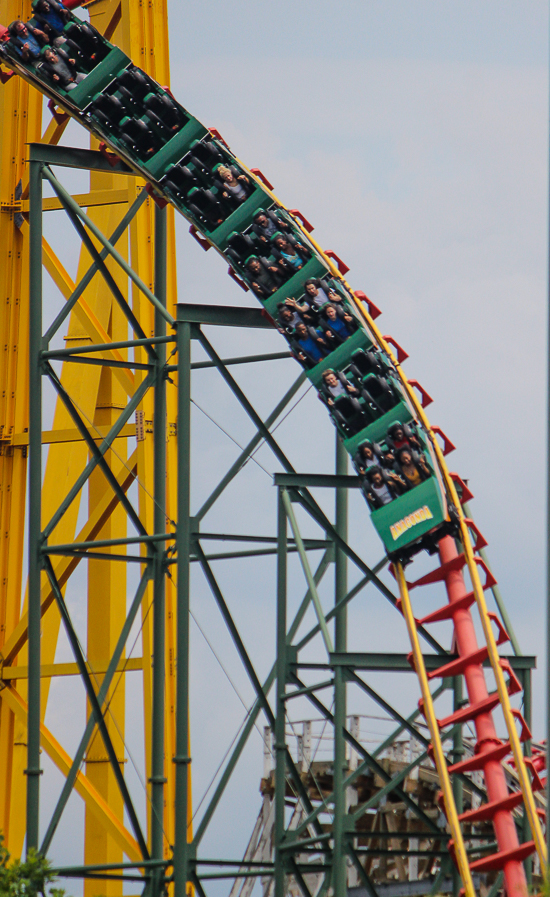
40;1;550;884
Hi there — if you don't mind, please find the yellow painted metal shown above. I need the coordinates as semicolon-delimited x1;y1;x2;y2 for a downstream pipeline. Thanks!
1;453;137;668
394;563;476;897
1;685;142;862
0;0;185;883
11;423;136;447
0;0;43;851
2;658;143;679
21;189;130;212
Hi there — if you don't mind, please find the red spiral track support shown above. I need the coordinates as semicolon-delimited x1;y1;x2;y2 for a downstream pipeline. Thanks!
438;535;528;897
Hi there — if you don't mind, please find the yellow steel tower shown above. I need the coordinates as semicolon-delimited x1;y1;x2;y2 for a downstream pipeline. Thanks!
0;0;181;889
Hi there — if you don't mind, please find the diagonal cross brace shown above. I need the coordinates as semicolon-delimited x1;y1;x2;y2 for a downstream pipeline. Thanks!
43;557;150;859
43;169;150;347
43;187;149;346
40;567;153;855
41;166;174;327
42;364;154;539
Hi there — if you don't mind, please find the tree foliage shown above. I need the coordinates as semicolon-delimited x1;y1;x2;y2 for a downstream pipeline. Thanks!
0;835;66;897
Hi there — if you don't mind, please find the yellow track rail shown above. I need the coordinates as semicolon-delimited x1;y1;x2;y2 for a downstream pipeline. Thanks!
394;563;476;897
226;164;547;886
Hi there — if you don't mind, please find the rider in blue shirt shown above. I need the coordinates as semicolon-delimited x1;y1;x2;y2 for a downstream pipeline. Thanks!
8;20;48;61
33;0;69;39
322;303;357;347
292;322;330;368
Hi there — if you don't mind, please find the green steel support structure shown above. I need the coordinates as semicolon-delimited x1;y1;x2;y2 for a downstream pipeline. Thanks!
27;156;44;855
151;203;168;897
25;143;537;897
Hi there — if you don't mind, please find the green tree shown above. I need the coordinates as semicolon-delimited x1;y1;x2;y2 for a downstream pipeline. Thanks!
0;835;66;897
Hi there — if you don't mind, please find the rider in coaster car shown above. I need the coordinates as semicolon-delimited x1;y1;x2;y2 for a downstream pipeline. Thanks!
380;447;399;472
272;234;309;276
40;44;85;88
244;256;282;298
251;209;290;249
277;304;302;335
278;296;315;326
396;447;431;489
320;369;361;406
32;0;70;44
386;421;421;453
303;278;331;311
216;165;250;204
320;303;358;347
364;465;407;508
354;440;383;475
8;19;49;62
290;321;331;369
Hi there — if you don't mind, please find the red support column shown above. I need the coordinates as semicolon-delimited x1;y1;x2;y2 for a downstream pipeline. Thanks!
439;535;528;897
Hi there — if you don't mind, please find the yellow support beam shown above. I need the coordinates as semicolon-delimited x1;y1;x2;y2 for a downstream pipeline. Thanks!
21;189;130;212
0;452;138;667
1;657;143;680
10;422;136;447
0;0;182;867
1;685;142;862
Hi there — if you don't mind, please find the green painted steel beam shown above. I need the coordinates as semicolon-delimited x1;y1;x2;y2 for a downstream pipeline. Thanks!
197;531;328;545
288;487;447;655
176;302;273;329
293;563;387;652
151;204;168;896
290;673;440;834
44;362;150;537
42;168;153;345
42;166;174;326
274;489;288;897
41;569;153;854
29;141;134;172
46;533;173;552
187;544;327;563
281;489;334;654
196;543;275;725
43;188;149;345
26;158;43;854
173;317;192;897
52;859;168;874
192;551;331;847
283;678;334;701
274;473;362;489
44;558;149;857
333;436;348;897
44;354;153;371
349;671;429;747
322;652;536;671
43;549;144;563
43;334;174;358
42;370;155;539
189;350;291;370
195;372;306;522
